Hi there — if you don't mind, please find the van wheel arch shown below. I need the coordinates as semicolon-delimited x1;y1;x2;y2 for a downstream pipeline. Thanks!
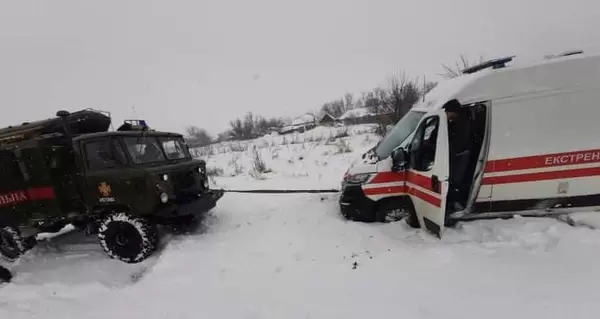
375;196;419;227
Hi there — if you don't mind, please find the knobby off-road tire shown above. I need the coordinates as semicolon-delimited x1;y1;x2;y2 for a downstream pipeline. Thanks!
0;226;27;261
98;213;158;264
0;265;12;283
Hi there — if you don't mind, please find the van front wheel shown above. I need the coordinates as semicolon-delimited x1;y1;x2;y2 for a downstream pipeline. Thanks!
98;213;158;263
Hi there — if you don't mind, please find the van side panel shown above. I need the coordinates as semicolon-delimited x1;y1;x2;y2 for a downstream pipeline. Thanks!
480;87;600;212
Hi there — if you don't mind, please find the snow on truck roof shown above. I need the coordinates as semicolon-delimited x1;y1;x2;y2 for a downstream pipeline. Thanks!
412;52;600;112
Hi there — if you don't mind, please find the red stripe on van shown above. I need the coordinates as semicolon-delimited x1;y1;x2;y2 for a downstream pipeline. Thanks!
482;167;600;185
408;187;441;207
363;186;407;196
486;149;600;173
407;171;438;194
369;172;405;184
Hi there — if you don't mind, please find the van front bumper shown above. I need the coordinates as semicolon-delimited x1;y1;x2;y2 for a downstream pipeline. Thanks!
339;182;378;222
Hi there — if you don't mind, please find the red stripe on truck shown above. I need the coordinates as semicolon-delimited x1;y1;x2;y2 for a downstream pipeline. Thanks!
27;187;56;200
486;149;600;173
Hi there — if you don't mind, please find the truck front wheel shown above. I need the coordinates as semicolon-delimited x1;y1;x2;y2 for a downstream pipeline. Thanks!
0;226;27;261
98;213;158;263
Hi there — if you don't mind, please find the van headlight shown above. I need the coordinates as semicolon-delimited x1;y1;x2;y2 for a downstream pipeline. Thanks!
344;173;374;184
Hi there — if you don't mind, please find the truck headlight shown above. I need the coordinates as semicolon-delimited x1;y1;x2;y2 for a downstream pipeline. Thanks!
344;173;373;184
159;192;169;203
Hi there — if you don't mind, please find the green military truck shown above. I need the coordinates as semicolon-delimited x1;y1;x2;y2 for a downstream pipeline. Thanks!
0;109;223;263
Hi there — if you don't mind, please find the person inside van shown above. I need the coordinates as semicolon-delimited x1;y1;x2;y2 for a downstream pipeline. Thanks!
446;102;472;211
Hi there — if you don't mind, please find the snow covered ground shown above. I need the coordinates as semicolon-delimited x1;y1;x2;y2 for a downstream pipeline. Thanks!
2;125;600;319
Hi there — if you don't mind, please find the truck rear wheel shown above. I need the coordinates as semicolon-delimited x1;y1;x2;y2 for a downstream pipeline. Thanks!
0;226;27;261
98;213;158;263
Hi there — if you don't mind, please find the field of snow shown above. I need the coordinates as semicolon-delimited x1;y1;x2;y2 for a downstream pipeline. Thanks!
196;124;380;191
2;124;600;319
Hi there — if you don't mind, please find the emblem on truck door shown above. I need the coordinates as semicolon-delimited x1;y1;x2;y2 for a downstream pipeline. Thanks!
98;182;112;197
98;182;116;203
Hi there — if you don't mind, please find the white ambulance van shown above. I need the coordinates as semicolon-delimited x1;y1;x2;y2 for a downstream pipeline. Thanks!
339;51;600;238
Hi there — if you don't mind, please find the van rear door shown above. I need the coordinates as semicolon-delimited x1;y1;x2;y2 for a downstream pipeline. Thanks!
406;111;450;238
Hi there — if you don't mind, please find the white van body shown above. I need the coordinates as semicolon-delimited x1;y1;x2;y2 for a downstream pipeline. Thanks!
339;52;600;237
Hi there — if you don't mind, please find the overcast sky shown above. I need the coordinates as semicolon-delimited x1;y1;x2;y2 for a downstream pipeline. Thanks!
1;0;598;135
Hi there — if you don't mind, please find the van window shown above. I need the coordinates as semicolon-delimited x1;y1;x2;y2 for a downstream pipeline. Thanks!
409;116;439;171
375;111;425;159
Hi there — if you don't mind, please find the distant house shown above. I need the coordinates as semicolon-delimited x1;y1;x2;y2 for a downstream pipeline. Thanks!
279;113;317;135
337;107;394;125
318;113;336;126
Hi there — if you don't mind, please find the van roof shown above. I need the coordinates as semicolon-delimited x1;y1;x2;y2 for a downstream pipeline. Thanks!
412;52;600;112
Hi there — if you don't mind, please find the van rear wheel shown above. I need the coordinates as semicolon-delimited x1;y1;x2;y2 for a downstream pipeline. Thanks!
98;213;158;263
0;226;26;261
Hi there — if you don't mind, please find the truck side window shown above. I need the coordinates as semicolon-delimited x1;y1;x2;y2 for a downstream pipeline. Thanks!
112;140;128;165
409;116;439;171
84;140;118;171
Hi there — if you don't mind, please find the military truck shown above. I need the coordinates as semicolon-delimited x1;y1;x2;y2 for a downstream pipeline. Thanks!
0;109;223;263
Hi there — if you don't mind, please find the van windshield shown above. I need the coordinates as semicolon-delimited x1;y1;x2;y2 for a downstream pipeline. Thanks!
375;111;425;159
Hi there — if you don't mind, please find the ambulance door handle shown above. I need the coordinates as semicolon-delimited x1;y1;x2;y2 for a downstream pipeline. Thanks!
431;175;440;193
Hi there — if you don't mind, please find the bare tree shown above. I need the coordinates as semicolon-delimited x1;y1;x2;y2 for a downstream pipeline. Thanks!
439;54;485;79
321;99;345;118
344;93;354;111
387;72;421;121
228;118;245;140
186;126;213;147
423;81;438;95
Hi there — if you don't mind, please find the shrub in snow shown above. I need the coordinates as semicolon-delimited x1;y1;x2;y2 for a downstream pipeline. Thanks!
206;167;224;177
251;146;271;175
334;128;350;139
228;154;244;176
228;143;248;153
335;139;353;154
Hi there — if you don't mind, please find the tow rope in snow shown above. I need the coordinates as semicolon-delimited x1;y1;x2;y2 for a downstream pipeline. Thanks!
218;189;340;194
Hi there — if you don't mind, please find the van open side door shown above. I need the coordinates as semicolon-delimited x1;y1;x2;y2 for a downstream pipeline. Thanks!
406;111;449;238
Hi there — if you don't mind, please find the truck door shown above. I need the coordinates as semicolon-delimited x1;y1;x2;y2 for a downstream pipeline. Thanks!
80;138;130;208
406;112;450;238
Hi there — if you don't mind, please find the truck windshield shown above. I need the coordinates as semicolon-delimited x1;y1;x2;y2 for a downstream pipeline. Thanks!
375;111;425;159
123;136;190;164
159;136;190;160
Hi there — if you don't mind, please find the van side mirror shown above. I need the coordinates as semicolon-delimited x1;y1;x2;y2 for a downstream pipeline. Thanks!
391;148;408;172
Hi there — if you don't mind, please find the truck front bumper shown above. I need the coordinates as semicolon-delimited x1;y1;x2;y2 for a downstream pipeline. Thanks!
156;189;224;219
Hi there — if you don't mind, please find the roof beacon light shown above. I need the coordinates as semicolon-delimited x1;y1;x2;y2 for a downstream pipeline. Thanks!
462;56;515;75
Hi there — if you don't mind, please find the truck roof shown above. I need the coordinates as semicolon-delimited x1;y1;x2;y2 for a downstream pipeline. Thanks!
0;109;111;143
412;52;600;112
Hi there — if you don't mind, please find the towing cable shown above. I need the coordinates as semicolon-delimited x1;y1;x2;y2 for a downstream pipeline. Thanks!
216;188;340;194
